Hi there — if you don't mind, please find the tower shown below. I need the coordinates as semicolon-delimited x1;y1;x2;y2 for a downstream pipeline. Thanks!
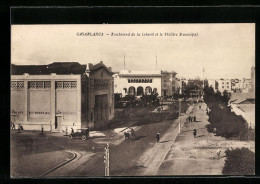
251;66;255;93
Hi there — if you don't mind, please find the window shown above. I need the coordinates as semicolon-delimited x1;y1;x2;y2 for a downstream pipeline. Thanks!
29;81;51;89
164;80;166;82
222;86;224;89
227;82;229;84
55;81;77;89
11;81;24;90
222;82;224;85
164;84;167;87
227;86;229;88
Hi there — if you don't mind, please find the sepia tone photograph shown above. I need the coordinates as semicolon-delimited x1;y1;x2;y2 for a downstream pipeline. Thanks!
10;23;255;177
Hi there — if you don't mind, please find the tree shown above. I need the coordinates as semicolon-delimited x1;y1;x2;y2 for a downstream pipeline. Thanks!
222;148;255;175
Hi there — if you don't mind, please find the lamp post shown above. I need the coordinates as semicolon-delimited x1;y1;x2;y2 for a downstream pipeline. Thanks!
104;143;109;176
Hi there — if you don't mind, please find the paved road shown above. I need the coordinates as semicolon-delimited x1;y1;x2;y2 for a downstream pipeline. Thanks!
11;102;194;177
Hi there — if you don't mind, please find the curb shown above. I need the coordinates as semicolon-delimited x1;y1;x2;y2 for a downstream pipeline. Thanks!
149;105;193;175
38;150;77;177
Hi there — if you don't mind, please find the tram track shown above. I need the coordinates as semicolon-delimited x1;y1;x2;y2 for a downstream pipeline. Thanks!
38;150;78;177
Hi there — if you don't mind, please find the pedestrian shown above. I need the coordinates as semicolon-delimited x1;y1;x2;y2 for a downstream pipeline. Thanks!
190;116;193;122
193;129;197;138
194;116;196;122
11;121;15;130
217;150;221;159
71;128;74;134
199;105;201;109
156;133;160;143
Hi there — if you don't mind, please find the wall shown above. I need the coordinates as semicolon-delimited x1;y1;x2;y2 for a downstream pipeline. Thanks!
89;67;114;127
11;74;81;131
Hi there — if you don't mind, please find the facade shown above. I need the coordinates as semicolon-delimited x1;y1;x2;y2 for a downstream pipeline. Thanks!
232;78;252;92
216;79;232;93
207;79;217;91
11;61;114;131
161;71;178;96
113;70;162;97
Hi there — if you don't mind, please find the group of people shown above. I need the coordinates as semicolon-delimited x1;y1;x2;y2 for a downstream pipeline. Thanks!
11;121;24;131
188;116;196;122
124;127;136;140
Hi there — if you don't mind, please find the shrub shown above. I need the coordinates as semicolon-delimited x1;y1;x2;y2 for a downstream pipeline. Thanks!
222;148;255;175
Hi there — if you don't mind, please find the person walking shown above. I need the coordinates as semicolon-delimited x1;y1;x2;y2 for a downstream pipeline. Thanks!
11;121;15;130
71;128;74;134
193;129;197;138
194;116;196;122
156;133;160;143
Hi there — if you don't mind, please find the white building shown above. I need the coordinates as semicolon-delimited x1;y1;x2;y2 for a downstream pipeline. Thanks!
216;79;232;93
113;70;162;97
232;78;252;93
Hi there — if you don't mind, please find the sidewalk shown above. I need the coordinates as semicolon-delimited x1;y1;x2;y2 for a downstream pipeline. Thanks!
156;102;255;175
137;104;193;176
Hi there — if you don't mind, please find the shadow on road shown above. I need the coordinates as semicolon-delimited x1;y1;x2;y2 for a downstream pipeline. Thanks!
135;136;146;140
196;135;205;138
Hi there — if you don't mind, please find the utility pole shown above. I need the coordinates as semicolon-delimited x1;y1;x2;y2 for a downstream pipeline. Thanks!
104;143;109;176
179;99;181;133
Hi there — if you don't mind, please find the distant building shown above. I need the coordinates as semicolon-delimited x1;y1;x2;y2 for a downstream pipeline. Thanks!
250;66;255;93
232;78;252;93
161;71;178;96
11;61;114;131
215;79;232;93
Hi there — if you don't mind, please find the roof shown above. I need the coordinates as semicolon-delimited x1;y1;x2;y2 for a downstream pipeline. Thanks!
229;92;255;104
119;70;162;77
237;98;255;104
11;62;113;75
89;62;113;74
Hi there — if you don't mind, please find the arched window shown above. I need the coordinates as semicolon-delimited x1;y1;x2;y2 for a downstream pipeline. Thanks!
128;86;136;96
137;86;144;96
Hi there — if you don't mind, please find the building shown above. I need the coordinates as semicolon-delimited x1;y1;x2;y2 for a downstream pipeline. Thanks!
216;79;232;93
230;92;255;128
11;61;114;131
161;71;178;96
250;66;255;93
231;78;252;93
113;70;162;97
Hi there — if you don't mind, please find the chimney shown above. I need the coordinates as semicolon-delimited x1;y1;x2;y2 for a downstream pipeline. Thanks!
100;61;103;64
109;67;112;71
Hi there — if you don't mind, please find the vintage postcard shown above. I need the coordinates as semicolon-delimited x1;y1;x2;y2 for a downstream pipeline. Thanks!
11;24;255;177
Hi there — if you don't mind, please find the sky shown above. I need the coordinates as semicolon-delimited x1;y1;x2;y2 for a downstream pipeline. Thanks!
11;24;255;79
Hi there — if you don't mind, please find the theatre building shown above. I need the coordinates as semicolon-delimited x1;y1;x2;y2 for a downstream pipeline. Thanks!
11;61;114;131
113;70;162;97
